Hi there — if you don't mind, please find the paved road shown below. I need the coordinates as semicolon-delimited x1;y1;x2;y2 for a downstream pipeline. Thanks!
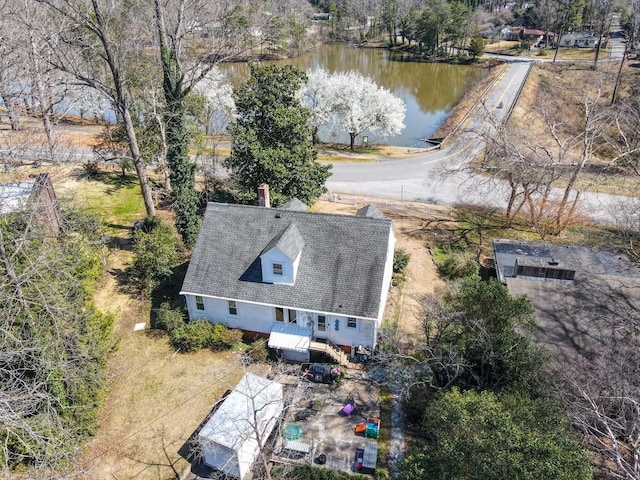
608;15;627;61
326;55;629;225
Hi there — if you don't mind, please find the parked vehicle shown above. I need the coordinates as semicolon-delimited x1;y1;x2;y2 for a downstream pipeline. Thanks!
301;363;332;384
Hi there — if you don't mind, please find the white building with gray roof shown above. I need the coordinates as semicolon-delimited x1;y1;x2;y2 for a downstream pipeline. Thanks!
180;201;396;362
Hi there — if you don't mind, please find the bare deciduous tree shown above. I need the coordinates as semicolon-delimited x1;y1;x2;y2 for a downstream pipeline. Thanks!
36;0;157;216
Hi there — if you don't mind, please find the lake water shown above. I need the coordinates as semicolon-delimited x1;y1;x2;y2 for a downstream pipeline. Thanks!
221;45;485;148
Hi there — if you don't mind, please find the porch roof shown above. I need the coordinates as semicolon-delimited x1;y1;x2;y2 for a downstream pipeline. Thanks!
268;323;310;352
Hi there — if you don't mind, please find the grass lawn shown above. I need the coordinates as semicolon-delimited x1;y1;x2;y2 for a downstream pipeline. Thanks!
53;167;251;480
58;169;145;237
483;39;606;62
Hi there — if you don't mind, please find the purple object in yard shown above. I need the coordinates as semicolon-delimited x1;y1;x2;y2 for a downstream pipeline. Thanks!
342;402;355;417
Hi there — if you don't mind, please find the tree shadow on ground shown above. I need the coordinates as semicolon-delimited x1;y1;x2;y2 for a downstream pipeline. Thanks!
70;167;137;191
149;261;190;322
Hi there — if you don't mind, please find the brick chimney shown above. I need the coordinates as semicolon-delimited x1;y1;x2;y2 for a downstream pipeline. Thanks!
257;184;270;208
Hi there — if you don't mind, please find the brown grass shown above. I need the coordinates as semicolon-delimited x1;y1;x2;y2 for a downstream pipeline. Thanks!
433;61;505;139
0;115;103;148
507;61;640;196
79;321;247;480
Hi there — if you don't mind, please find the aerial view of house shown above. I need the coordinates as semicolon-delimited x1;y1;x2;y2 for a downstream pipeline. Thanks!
180;199;395;363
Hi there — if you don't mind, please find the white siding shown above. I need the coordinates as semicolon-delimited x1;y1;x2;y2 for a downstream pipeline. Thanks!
261;248;299;284
185;294;379;349
373;225;396;349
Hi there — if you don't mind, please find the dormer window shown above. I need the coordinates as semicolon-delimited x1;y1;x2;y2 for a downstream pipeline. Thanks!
260;223;304;285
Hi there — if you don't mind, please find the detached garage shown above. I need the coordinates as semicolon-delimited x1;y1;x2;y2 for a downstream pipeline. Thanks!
198;373;284;479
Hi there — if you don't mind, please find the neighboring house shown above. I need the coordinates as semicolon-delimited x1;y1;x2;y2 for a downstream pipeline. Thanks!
180;199;396;363
493;239;576;284
502;27;554;44
492;238;640;361
558;33;598;48
0;173;63;235
198;373;284;479
576;34;598;48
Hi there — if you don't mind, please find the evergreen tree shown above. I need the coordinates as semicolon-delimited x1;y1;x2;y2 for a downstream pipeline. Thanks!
468;34;485;58
400;388;592;480
227;64;331;206
155;0;200;249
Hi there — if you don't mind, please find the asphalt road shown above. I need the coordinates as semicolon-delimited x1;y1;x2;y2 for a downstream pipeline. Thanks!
326;57;628;225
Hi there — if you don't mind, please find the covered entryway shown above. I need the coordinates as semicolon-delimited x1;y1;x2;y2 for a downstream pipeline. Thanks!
269;323;311;362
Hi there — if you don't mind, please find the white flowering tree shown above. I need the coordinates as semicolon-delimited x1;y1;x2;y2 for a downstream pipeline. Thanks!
299;68;406;150
297;67;334;144
332;70;406;149
194;66;236;138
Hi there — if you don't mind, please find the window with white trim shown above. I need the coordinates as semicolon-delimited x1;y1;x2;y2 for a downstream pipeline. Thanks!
228;300;238;315
273;263;283;275
195;296;205;310
347;317;357;328
317;315;326;331
288;309;297;324
275;307;284;322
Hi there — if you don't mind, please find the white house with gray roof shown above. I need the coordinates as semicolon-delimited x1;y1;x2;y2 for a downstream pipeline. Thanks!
180;201;396;363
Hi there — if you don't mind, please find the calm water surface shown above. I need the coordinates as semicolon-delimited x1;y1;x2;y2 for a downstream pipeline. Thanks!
221;45;484;147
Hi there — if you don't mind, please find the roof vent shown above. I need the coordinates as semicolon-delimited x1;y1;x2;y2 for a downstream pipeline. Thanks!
548;258;559;266
275;213;281;219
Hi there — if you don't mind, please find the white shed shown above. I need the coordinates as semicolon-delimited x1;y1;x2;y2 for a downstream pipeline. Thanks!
198;373;284;479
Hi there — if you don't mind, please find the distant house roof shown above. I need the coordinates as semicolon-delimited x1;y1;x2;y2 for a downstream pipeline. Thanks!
280;198;308;211
356;204;383;219
181;203;394;319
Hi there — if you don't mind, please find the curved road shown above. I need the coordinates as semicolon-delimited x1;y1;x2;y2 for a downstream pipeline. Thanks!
326;59;624;225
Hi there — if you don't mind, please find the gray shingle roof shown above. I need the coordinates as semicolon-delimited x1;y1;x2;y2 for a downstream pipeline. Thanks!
181;203;394;319
280;198;308;211
260;223;305;260
356;204;383;219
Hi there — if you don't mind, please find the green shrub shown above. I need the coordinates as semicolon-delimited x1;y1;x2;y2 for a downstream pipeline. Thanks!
375;467;390;480
153;302;185;332
170;320;216;352
132;217;178;291
393;248;411;274
210;323;243;350
247;339;269;362
170;320;243;353
433;246;478;280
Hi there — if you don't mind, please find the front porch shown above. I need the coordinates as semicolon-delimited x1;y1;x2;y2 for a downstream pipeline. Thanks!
267;323;357;367
309;339;352;367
